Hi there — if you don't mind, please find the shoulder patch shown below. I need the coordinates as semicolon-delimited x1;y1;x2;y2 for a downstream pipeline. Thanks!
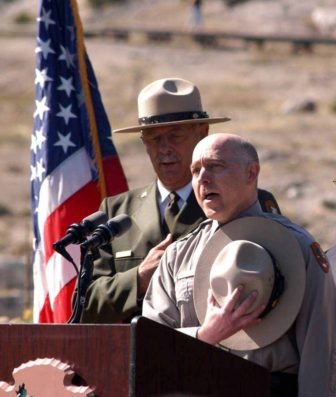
311;242;330;273
264;199;280;214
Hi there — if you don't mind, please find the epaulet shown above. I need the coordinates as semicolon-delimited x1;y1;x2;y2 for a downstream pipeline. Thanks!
175;219;213;243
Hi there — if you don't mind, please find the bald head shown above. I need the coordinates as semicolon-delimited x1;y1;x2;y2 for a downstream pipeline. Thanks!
192;133;259;166
191;133;260;224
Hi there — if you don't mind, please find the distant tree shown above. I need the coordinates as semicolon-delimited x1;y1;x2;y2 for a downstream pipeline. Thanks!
0;0;17;4
14;11;33;24
222;0;250;7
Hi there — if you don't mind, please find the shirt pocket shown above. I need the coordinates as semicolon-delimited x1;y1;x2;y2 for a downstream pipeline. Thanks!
114;256;143;273
175;270;195;326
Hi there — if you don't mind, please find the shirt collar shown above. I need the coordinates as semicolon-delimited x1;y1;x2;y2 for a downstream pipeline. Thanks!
214;200;263;229
238;200;263;217
157;180;193;204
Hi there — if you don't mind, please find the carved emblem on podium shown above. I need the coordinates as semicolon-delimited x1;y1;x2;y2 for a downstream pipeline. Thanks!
0;358;94;396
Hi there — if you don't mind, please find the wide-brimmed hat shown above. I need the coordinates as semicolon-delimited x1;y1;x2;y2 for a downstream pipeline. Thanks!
113;77;230;133
194;216;306;351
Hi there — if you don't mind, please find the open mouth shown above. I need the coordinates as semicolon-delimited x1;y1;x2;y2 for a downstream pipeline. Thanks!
160;160;179;168
161;161;176;165
203;192;218;200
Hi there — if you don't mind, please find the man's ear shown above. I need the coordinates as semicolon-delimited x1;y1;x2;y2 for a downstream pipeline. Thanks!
200;123;209;138
246;162;260;184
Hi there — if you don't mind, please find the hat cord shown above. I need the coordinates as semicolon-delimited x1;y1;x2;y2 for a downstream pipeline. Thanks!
259;249;285;319
139;110;209;125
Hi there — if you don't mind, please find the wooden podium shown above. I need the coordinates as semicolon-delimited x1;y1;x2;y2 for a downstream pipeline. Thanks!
0;316;270;396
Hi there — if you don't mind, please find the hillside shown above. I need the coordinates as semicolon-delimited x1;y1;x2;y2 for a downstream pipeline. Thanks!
3;0;336;35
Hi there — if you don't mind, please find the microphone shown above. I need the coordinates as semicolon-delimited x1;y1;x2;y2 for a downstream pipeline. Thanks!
53;211;108;249
81;214;132;250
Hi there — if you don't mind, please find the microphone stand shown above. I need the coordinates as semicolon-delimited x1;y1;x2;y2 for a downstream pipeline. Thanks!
67;245;94;324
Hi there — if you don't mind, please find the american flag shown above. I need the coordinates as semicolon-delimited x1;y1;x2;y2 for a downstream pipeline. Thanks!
31;0;128;323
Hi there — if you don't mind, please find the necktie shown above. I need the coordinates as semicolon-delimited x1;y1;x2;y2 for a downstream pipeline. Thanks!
164;192;180;235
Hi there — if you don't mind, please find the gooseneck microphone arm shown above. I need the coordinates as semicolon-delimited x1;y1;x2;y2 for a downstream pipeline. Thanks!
53;211;107;276
80;214;132;250
53;211;108;250
67;244;94;324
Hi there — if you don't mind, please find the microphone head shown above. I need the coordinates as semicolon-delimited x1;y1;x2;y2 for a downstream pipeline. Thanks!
106;214;132;237
81;211;108;233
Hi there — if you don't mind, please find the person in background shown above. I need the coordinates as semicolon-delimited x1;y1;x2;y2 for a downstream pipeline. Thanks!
190;0;203;30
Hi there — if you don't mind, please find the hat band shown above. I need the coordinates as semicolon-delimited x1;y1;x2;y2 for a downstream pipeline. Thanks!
260;249;285;319
139;111;209;125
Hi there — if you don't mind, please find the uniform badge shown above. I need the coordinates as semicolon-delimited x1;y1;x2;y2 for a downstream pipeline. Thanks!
115;250;133;258
311;242;330;273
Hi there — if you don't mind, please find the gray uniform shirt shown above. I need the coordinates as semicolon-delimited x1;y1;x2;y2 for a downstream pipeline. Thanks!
143;202;336;397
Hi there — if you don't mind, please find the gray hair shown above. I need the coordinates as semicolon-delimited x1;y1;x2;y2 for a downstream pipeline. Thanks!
222;136;259;166
238;139;259;165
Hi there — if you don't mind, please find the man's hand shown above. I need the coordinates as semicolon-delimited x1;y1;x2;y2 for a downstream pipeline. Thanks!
137;234;173;298
197;286;265;345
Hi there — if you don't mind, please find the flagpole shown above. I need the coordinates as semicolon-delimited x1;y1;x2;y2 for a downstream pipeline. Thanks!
70;0;107;198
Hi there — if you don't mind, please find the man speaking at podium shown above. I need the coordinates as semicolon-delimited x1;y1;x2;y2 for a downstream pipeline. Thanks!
80;78;281;324
143;133;336;397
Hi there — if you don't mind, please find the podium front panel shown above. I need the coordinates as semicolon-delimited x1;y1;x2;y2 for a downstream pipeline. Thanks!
131;317;270;397
0;319;270;396
0;324;131;396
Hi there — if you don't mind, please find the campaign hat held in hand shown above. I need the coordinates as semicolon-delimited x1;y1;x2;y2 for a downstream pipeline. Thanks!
194;216;306;350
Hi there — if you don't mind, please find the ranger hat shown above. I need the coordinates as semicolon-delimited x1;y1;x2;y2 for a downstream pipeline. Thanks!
194;217;306;350
113;77;230;133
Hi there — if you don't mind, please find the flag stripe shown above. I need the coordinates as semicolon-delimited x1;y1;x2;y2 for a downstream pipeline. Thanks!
33;245;49;321
37;294;53;323
53;277;77;322
43;181;100;262
103;156;131;196
37;148;91;225
46;245;80;303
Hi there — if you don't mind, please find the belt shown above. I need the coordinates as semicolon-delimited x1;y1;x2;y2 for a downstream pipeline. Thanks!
271;372;298;397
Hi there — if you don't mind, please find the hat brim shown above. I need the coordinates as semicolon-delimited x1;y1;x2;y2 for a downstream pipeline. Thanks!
194;216;306;351
113;117;231;133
